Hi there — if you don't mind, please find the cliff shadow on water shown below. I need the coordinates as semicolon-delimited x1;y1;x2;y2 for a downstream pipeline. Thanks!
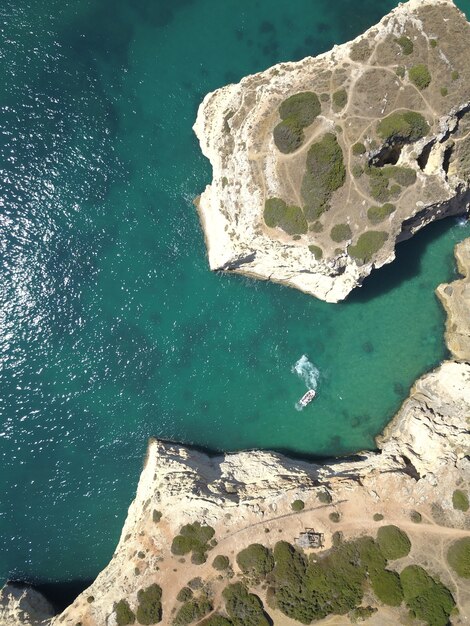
347;217;460;303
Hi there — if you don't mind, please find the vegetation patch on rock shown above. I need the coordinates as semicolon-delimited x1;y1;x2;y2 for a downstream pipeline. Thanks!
136;584;162;625
349;231;388;264
222;583;271;626
376;525;411;560
171;522;215;564
331;223;352;242
447;537;470;578
264;198;308;235
115;599;136;626
376;110;429;142
409;63;432;89
400;565;455;626
274;92;321;153
367;203;396;224
395;35;414;55
452;489;469;511
301;133;346;220
236;543;274;578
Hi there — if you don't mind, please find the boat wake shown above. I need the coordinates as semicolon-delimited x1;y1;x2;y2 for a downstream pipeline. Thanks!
292;355;320;410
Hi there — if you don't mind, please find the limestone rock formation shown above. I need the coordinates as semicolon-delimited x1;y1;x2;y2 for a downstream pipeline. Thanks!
436;237;470;360
194;0;470;301
0;583;55;626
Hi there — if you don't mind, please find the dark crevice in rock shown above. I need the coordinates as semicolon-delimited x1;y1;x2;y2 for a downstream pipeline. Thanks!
417;140;434;171
220;252;256;271
402;455;421;481
369;142;403;167
442;144;454;176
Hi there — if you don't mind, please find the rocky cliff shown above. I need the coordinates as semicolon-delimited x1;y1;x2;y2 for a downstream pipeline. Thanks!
3;237;467;626
194;0;470;302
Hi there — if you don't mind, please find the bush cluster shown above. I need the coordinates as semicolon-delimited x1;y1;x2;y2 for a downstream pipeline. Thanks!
301;133;346;220
274;92;321;153
365;165;415;203
222;583;271;626
317;491;332;504
330;223;352;242
308;245;323;260
171;522;215;564
291;499;305;512
349;231;388;264
408;64;432;90
452;489;469;512
410;510;422;523
400;565;455;626
352;142;366;155
376;525;411;560
350;40;372;62
213;555;230;571
176;587;193;603
264;198;308;235
136;584;162;625
332;89;348;110
367;203;396;224
173;597;213;626
115;600;136;626
199;616;232;626
236;543;274;578
395;36;414;55
377;110;429;142
447;537;470;578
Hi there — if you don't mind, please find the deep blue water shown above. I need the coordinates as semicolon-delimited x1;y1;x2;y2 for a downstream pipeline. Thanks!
0;0;469;584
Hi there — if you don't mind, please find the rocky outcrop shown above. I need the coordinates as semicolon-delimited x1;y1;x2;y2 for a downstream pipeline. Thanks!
0;583;55;626
194;0;470;302
436;237;470;360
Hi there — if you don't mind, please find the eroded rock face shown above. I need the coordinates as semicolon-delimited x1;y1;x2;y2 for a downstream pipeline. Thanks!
436;237;470;360
194;0;470;302
0;583;55;626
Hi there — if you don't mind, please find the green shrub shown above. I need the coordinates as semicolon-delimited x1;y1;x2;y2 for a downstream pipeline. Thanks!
173;597;213;626
331;223;352;242
430;38;438;48
291;499;305;512
409;64;431;90
310;221;323;232
352;142;366;155
447;537;470;578
222;583;271;626
152;510;162;523
317;490;332;504
400;565;455;626
349;606;377;622
352;164;363;178
349;231;388;264
377;110;429;142
301;133;346;220
171;522;215;559
376;525;411;560
440;87;448;97
320;92;330;102
115;600;136;626
199;616;232;626
308;245;323;260
191;551;207;565
329;512;341;523
333;89;348;110
350;40;372;62
279;91;321;127
451;70;459;80
452;489;469;511
410;511;422;523
136;584;162;625
236;544;274;578
273;118;304;153
176;587;193;603
332;531;343;547
367;203;396;224
264;198;308;235
396;66;406;78
373;513;384;522
213;555;230;571
370;569;403;606
365;165;415;202
395;36;413;55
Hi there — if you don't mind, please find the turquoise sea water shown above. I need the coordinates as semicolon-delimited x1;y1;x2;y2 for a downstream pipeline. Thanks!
1;0;469;585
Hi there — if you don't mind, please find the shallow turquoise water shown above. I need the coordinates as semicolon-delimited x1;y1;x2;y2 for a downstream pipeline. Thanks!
1;0;469;584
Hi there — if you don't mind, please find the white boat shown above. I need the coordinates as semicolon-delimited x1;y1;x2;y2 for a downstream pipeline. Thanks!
299;389;316;407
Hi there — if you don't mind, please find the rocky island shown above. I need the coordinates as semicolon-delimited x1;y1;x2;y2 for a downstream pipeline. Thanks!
194;0;470;301
1;1;470;625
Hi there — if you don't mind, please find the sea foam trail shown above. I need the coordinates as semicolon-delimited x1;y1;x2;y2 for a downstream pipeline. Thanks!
292;355;320;410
